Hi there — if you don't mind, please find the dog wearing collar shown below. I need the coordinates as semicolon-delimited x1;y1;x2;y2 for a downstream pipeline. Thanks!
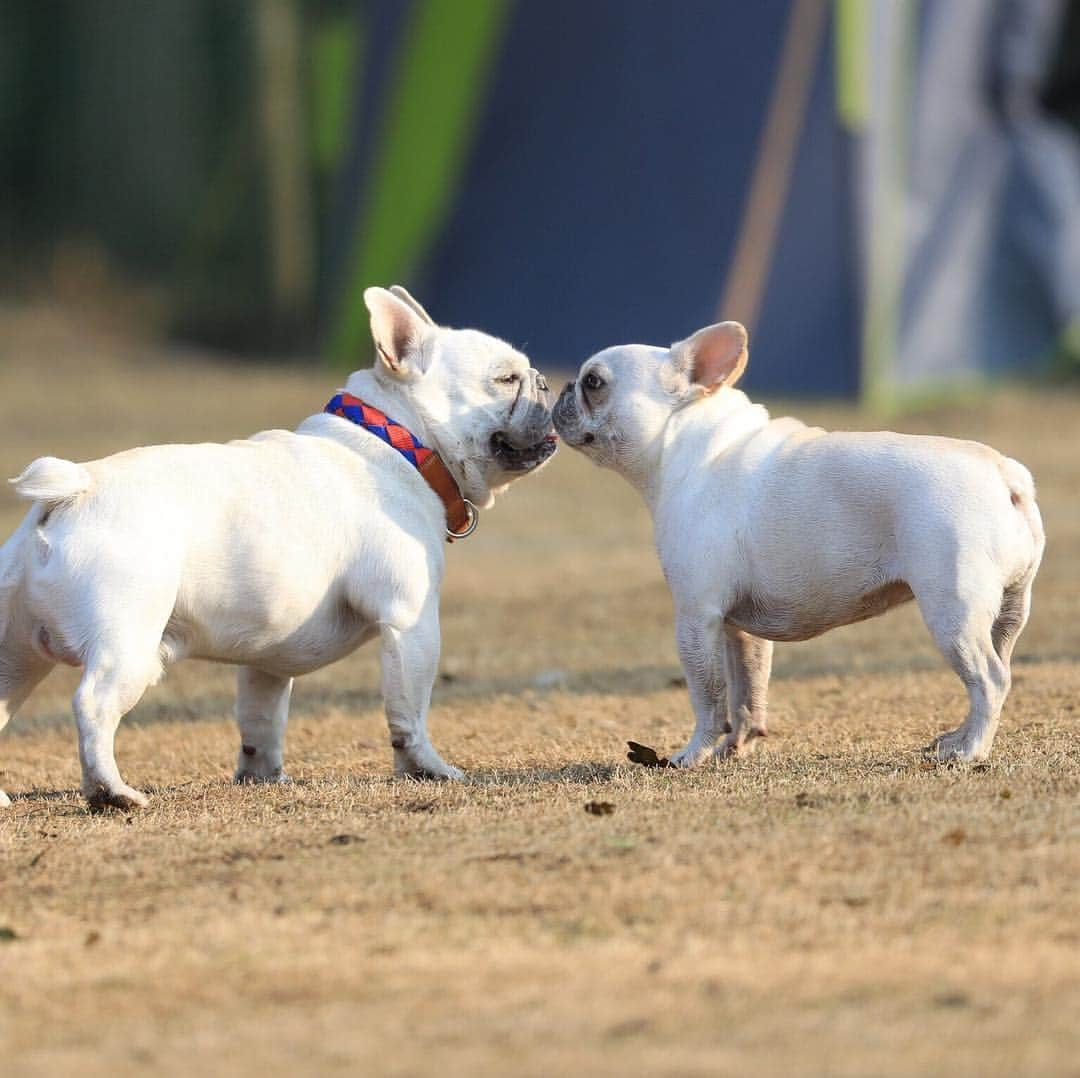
0;286;556;809
553;320;1044;766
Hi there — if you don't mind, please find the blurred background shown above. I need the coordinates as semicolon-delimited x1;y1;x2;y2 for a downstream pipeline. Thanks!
5;9;1080;1071
2;0;1080;400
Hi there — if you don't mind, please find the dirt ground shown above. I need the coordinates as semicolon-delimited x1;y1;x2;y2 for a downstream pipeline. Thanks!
0;304;1077;1076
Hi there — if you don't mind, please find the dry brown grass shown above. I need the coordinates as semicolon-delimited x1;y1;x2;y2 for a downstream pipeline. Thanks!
1;303;1078;1076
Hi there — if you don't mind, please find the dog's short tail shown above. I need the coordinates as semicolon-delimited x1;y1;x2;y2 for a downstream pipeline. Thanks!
10;457;93;504
1;458;92;642
1002;456;1035;504
1001;455;1045;564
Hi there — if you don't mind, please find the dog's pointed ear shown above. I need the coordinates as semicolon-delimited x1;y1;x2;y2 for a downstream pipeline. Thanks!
670;321;749;393
388;285;436;327
364;286;434;378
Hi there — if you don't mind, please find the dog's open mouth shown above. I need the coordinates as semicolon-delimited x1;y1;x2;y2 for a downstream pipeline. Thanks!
490;431;559;471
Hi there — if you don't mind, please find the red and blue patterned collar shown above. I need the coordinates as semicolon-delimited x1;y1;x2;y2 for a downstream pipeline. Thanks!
325;392;477;540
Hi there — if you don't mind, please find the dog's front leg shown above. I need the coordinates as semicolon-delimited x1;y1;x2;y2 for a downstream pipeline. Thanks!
234;667;293;784
718;627;772;758
379;610;463;781
669;613;729;767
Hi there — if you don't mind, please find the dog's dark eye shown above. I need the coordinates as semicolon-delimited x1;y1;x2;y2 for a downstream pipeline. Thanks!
583;371;605;392
496;372;520;385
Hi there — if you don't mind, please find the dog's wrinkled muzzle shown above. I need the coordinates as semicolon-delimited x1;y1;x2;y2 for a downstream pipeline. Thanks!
491;370;558;471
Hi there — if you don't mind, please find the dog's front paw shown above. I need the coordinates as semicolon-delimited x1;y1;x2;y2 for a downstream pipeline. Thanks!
84;783;150;811
398;762;465;782
715;727;768;761
394;746;464;782
234;768;292;786
929;729;984;764
0;789;10;808
234;745;290;785
668;742;717;768
402;766;465;782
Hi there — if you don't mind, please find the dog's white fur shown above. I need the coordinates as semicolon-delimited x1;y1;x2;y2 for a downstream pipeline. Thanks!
553;321;1045;765
0;286;555;809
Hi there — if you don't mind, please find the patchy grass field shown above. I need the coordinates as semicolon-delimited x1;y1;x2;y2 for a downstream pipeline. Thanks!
1;305;1078;1076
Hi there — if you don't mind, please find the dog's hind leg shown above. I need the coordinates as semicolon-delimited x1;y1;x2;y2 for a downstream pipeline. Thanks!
718;627;773;759
992;576;1034;669
917;574;1010;763
961;570;1037;762
669;612;728;767
234;667;293;784
74;641;164;810
0;509;53;805
0;649;54;806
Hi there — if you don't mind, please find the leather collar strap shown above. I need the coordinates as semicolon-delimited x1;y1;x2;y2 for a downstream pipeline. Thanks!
325;392;477;541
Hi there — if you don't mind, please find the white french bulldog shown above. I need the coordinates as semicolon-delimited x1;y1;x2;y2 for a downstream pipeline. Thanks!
0;286;556;809
553;321;1044;766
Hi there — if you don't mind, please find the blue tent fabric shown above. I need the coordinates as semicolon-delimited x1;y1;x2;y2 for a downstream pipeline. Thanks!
419;0;858;393
751;23;860;395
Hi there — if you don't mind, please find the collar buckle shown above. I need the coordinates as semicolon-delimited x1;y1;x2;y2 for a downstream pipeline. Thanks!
445;499;479;541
